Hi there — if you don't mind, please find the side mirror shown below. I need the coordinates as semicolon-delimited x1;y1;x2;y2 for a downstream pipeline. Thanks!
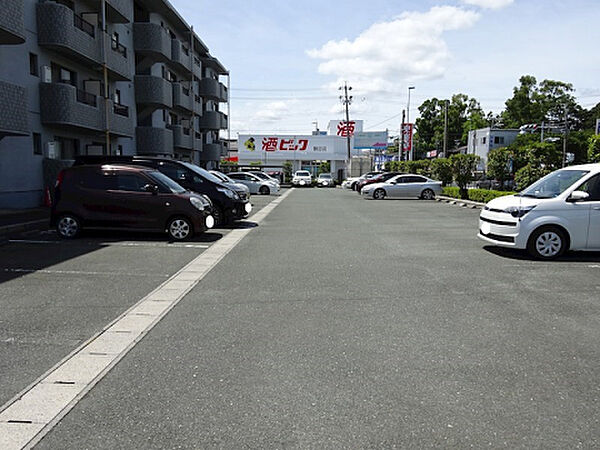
389;181;396;185
144;184;159;195
567;190;589;202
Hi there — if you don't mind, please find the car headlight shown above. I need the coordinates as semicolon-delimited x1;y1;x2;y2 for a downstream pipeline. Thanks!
217;187;239;200
505;205;536;218
190;196;205;211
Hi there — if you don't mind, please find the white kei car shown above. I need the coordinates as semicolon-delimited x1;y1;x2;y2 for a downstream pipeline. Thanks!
478;164;600;259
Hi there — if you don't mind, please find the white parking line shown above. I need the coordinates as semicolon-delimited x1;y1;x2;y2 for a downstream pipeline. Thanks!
0;189;293;450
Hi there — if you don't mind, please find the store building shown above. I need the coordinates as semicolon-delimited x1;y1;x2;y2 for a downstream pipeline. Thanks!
0;0;228;208
238;120;387;180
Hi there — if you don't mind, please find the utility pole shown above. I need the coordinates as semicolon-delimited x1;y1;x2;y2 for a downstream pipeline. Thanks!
443;100;448;157
406;86;415;160
540;121;544;143
562;107;568;168
400;109;406;161
339;82;353;175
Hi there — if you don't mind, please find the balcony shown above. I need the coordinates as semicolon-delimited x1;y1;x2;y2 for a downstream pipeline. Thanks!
134;75;172;109
170;39;191;74
172;83;193;113
193;133;202;152
200;141;226;162
0;81;28;138
171;125;192;150
40;82;103;132
198;78;228;103
133;23;171;63
192;56;202;78
136;127;173;156
106;37;131;81
37;2;131;81
0;0;25;44
108;102;134;137
37;2;101;66
198;111;227;130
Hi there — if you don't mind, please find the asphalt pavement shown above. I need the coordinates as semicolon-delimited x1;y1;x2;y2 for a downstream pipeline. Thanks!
2;188;599;448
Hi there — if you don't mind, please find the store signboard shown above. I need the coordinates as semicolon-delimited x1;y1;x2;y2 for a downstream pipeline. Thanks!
239;135;351;160
354;131;388;149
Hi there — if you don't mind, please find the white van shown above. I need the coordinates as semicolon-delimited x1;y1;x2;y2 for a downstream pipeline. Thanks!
478;164;600;259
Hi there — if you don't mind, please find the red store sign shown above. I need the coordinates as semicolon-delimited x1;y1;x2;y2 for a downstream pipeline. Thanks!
261;137;309;152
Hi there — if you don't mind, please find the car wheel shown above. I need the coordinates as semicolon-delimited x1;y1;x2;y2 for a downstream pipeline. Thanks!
259;185;270;195
373;188;386;200
527;226;567;259
167;216;193;241
351;182;357;191
56;214;81;239
421;189;435;200
212;206;225;226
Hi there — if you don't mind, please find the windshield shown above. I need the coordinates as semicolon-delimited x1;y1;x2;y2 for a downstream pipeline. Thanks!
318;174;332;179
296;171;311;177
251;172;270;180
211;171;233;183
518;169;589;199
180;162;224;185
147;171;186;194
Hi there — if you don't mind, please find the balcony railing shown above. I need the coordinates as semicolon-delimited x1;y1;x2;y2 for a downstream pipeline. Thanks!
113;103;129;117
74;14;94;38
76;89;97;107
111;39;127;58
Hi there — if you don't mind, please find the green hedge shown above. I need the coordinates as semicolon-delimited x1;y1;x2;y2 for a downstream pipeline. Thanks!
442;187;515;203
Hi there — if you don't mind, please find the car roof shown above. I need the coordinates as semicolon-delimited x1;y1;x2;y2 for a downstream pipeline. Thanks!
70;164;154;172
559;163;600;172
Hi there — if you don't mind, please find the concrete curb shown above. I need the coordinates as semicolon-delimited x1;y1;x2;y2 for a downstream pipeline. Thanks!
436;195;485;209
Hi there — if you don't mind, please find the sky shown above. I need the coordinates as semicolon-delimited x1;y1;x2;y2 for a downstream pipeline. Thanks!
172;0;600;137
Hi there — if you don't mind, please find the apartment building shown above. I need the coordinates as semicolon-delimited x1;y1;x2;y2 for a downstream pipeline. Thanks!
467;127;519;171
0;0;229;208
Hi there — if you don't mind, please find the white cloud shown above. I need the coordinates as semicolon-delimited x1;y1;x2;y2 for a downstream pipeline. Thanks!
307;6;480;94
253;100;296;123
461;0;514;9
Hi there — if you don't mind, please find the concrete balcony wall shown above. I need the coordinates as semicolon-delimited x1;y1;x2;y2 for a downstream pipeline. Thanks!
172;125;192;149
171;39;191;73
134;75;173;109
172;83;193;113
107;102;134;137
133;23;171;62
198;111;227;130
40;82;103;132
200;143;224;162
136;126;173;155
198;78;227;102
193;137;202;152
0;0;25;44
0;80;28;137
37;2;102;65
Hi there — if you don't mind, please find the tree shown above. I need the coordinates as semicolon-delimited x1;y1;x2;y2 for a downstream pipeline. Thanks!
515;164;550;190
431;158;453;186
589;135;600;163
318;161;331;174
502;75;544;128
450;154;480;199
282;161;293;182
581;102;600;131
486;147;512;189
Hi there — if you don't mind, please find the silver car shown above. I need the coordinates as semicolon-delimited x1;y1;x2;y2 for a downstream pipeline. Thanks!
209;170;251;201
361;174;442;200
227;172;280;195
248;171;281;187
317;173;335;187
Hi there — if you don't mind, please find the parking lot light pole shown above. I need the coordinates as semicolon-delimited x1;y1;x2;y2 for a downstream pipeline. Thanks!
339;82;353;177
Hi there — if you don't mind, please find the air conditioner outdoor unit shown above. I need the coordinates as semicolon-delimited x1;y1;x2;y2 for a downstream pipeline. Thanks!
41;65;51;83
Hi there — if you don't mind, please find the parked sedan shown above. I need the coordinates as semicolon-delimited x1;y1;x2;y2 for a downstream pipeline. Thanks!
227;172;280;195
248;171;281;188
209;170;251;200
356;172;402;193
361;174;442;200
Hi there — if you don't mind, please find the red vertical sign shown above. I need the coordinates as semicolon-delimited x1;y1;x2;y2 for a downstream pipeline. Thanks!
402;123;413;152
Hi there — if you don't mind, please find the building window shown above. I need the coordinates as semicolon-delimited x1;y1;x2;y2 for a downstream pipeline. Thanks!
33;133;42;155
30;53;39;76
481;137;487;144
494;136;505;145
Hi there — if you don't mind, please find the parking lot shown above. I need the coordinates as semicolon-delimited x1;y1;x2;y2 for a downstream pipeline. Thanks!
2;187;599;448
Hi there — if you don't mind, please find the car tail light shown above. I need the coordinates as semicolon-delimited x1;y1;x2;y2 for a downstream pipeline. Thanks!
55;170;65;188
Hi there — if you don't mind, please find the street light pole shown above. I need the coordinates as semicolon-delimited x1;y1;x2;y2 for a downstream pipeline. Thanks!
407;86;415;160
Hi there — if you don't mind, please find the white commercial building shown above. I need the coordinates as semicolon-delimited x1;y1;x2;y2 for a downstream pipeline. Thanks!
467;127;520;171
238;120;387;180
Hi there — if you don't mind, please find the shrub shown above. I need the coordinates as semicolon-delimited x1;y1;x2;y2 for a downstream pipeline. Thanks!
588;135;600;163
442;187;515;203
514;164;550;190
431;158;453;186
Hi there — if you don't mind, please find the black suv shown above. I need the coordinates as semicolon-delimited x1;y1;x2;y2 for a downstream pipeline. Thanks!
74;156;252;225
